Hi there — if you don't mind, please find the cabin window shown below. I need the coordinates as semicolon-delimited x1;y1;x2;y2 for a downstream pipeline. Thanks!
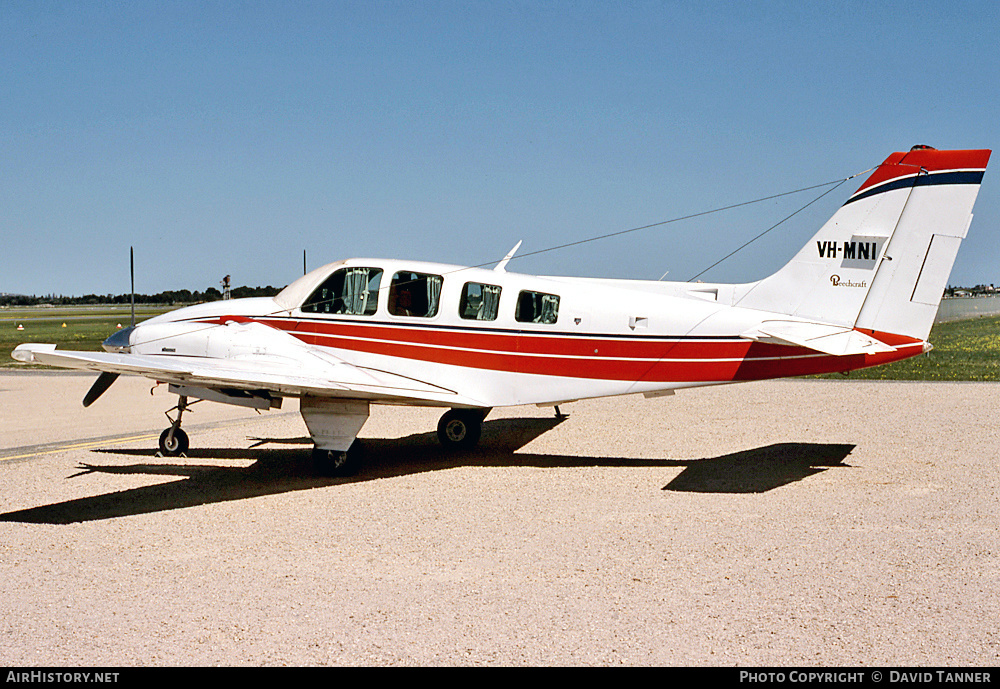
515;290;560;324
302;267;382;316
460;282;502;321
388;271;443;318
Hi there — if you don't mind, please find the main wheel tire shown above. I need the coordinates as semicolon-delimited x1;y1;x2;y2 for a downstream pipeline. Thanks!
158;427;189;456
313;439;364;477
437;409;483;452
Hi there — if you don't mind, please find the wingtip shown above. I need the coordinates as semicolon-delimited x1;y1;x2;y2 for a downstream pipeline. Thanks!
11;343;57;363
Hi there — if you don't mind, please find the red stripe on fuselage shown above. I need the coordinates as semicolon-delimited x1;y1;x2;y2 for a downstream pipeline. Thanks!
195;315;924;383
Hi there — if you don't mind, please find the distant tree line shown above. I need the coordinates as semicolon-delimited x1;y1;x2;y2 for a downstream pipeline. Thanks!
0;285;284;307
944;284;997;297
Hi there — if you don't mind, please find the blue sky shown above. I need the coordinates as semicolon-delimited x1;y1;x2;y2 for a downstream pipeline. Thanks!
3;1;998;296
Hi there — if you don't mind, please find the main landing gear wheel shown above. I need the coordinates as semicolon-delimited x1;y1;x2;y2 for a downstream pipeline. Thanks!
313;439;364;477
159;427;189;456
437;409;486;452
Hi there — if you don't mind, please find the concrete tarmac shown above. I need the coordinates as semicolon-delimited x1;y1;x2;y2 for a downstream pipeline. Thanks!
1;372;997;666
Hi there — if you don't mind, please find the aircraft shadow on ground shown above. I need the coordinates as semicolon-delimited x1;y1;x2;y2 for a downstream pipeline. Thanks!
0;416;855;524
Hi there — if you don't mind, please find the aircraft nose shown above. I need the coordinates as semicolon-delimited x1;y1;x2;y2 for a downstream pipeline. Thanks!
102;325;135;353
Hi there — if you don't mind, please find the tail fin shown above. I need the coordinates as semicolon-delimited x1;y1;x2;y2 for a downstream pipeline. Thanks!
735;147;991;341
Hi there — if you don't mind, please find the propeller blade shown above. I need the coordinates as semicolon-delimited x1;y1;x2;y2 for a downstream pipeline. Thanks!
83;371;120;408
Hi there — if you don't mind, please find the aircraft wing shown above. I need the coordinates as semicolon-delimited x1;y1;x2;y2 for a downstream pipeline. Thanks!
740;320;897;357
12;343;482;407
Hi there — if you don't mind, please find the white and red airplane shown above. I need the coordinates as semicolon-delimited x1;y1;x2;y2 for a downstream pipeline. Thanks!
13;146;991;475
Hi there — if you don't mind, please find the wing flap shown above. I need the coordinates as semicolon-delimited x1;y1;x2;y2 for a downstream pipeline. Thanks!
741;321;897;356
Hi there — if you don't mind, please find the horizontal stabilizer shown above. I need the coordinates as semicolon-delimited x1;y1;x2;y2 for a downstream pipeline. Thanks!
741;321;897;357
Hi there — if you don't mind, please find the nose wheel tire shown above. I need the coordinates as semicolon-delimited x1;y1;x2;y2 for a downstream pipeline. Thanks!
437;409;484;451
159;427;189;456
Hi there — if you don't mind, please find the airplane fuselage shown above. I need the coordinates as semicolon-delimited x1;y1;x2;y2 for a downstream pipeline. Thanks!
128;257;924;410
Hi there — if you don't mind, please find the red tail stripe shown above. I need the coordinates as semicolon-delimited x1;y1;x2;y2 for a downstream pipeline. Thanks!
854;148;991;195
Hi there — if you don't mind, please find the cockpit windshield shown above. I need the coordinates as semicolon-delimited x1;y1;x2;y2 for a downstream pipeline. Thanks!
302;267;382;315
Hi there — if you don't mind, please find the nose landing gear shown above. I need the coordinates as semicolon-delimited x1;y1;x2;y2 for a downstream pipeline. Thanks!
158;395;191;456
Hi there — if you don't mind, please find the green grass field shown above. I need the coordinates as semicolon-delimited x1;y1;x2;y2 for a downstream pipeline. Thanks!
3;306;999;380
816;314;1000;381
0;306;173;368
